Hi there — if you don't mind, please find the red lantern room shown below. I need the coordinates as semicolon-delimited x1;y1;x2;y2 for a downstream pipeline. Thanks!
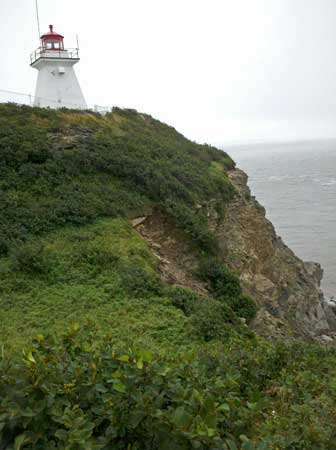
40;25;65;51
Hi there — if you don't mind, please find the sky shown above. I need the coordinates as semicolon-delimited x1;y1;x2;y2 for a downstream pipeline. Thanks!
0;0;336;144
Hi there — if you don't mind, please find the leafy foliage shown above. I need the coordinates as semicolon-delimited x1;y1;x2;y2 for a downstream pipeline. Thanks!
190;298;239;341
168;286;248;341
169;286;201;315
200;259;258;322
119;265;164;298
9;241;51;274
1;326;336;450
0;325;234;450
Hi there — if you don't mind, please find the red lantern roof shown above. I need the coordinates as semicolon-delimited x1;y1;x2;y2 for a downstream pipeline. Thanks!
41;25;64;41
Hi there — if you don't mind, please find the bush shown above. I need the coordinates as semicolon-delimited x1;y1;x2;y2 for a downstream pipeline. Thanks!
2;324;336;450
168;286;202;315
0;326;243;450
0;237;8;256
191;298;238;342
169;286;252;342
9;242;51;274
200;259;258;323
200;258;242;298
73;243;119;268
227;294;258;323
120;265;164;297
165;202;218;255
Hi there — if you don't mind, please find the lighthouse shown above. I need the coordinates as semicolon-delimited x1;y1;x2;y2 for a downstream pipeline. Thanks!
30;25;87;109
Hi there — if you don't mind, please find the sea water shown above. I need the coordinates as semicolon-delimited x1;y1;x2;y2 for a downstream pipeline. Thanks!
223;140;336;300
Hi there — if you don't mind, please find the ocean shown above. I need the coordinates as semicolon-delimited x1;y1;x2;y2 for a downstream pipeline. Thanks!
223;140;336;300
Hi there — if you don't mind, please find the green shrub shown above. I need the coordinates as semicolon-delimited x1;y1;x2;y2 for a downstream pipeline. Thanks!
72;243;119;268
168;286;201;315
191;298;238;341
165;202;218;255
168;286;252;342
200;258;242;299
120;265;164;297
200;259;258;323
0;326;243;450
3;326;335;449
9;242;51;274
228;294;258;323
0;237;8;256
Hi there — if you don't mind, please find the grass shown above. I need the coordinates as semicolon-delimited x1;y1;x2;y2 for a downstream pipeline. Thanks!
0;218;190;354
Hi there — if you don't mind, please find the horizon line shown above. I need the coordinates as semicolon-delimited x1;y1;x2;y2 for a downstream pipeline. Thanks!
213;136;336;149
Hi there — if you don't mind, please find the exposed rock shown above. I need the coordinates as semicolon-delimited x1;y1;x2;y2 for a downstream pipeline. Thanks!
227;168;251;198
159;257;171;265
212;168;330;340
131;217;147;228
322;297;336;330
304;262;323;286
133;210;209;297
253;274;276;296
151;242;162;251
252;309;289;339
319;334;334;343
131;167;331;341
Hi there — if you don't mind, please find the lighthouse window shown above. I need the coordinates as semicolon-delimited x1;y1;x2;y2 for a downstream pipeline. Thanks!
45;41;61;50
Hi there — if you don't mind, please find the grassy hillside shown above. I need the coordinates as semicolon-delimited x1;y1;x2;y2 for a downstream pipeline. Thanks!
1;104;336;450
0;103;235;256
0;218;189;352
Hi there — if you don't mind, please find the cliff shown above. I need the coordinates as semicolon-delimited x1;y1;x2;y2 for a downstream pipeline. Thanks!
0;102;332;342
2;103;336;448
216;169;329;340
131;169;331;342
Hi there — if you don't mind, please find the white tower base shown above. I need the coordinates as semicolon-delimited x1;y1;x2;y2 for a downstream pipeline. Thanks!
31;52;87;109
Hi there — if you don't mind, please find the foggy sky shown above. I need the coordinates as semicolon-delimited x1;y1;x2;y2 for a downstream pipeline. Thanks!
1;0;336;144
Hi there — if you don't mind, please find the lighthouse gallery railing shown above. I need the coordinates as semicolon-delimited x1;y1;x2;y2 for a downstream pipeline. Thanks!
30;48;80;65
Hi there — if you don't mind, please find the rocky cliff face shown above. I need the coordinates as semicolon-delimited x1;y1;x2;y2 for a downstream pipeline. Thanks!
133;168;331;341
213;169;330;340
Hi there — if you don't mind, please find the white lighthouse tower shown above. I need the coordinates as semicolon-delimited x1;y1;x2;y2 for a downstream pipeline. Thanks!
30;25;87;109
